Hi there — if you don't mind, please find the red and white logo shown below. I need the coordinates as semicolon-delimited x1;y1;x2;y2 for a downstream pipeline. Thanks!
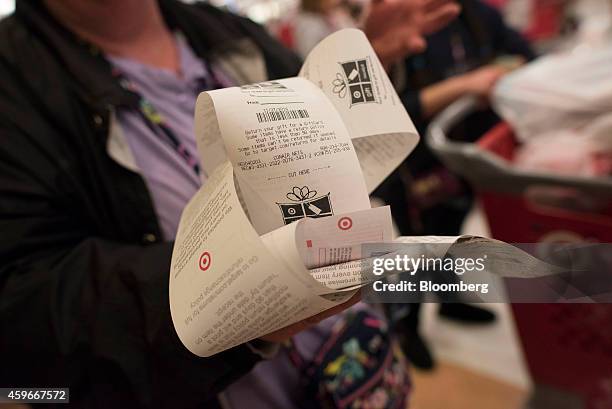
198;251;212;272
337;217;353;231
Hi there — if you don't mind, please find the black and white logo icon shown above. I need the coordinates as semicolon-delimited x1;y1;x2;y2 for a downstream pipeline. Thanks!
332;58;377;106
277;186;333;225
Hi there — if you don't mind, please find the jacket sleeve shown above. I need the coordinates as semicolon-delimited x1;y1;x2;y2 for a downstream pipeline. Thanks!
0;124;260;408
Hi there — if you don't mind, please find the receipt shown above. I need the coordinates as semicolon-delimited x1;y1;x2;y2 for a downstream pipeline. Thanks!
196;77;371;234
171;29;415;356
169;29;556;358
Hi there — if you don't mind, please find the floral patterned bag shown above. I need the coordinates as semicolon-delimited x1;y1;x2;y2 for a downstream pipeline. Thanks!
287;310;411;409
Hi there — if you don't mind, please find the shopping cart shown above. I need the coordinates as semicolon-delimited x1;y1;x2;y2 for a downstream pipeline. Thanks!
426;96;612;409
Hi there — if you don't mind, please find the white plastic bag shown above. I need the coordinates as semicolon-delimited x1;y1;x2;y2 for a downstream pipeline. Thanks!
492;38;612;141
514;114;612;177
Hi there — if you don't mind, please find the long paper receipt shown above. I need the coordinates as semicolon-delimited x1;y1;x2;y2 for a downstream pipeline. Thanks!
169;29;554;357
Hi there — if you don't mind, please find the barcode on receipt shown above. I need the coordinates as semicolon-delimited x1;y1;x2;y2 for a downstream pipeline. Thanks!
256;108;310;123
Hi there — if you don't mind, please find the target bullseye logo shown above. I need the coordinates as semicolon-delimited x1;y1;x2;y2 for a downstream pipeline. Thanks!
338;217;353;231
198;251;212;272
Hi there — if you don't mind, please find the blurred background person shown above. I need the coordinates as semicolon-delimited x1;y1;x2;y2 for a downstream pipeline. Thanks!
293;0;357;57
375;0;535;370
291;0;463;66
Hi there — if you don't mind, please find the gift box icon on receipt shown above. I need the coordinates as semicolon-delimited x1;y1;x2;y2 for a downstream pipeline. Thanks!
277;186;333;224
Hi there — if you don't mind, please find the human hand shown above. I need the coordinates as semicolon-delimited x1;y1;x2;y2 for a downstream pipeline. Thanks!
462;65;509;98
259;290;361;342
363;0;460;68
418;0;463;35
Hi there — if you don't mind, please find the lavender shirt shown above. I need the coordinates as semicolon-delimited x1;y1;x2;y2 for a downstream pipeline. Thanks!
109;36;220;239
109;36;357;409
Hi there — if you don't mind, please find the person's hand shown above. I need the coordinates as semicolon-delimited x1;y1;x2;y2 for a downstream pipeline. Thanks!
418;0;463;35
363;0;461;69
462;65;508;98
259;290;361;342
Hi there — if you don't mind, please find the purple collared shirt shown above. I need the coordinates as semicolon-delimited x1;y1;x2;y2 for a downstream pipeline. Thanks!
108;36;230;239
109;36;357;409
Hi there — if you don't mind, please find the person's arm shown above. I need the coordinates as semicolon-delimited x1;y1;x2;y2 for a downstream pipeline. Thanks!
0;130;266;407
0;114;362;409
397;60;473;132
364;0;461;69
0;53;278;405
418;64;508;119
0;99;360;409
419;75;469;118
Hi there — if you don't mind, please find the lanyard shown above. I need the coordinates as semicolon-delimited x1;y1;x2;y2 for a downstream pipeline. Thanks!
113;63;224;176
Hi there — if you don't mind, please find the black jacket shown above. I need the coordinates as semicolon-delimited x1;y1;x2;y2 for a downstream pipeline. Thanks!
0;1;300;408
401;0;535;140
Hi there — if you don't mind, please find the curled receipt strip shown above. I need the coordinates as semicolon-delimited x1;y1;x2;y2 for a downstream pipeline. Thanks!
169;29;557;357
